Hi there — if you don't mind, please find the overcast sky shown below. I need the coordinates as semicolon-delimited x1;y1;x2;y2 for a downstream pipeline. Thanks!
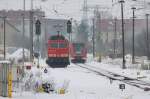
0;0;149;20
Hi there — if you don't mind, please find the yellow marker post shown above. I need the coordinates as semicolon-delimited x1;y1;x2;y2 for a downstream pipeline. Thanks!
8;71;12;98
59;88;65;94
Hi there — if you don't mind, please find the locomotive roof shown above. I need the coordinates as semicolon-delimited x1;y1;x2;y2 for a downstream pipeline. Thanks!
49;35;65;40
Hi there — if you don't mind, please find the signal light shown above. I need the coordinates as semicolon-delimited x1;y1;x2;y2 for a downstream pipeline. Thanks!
67;20;72;33
35;19;41;35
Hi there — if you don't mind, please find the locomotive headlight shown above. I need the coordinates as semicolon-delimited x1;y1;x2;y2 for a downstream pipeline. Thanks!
48;54;52;57
61;54;64;57
49;54;56;57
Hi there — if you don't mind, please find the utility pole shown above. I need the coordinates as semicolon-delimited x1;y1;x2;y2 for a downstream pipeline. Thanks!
37;35;40;68
119;0;126;69
3;17;6;60
83;0;88;21
0;16;7;60
35;19;41;68
92;18;95;58
146;14;150;60
98;12;101;40
132;7;136;64
67;20;72;62
30;0;34;62
113;18;117;58
22;0;25;67
70;18;73;43
44;17;47;58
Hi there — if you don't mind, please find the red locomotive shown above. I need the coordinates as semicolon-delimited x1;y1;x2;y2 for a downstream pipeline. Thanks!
46;35;70;68
70;42;87;63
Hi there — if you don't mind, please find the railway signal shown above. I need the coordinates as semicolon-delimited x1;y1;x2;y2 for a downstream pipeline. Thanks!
67;20;72;33
35;19;41;35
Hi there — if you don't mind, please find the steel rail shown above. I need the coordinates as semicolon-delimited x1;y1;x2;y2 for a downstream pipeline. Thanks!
73;63;150;91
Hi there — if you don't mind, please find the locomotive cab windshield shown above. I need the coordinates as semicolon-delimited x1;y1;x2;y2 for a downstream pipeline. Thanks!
73;43;84;54
49;35;65;40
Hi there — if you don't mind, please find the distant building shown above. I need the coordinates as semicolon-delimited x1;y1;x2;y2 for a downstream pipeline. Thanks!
0;9;45;20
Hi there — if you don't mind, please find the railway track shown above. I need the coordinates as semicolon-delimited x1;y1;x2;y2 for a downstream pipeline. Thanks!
73;63;150;91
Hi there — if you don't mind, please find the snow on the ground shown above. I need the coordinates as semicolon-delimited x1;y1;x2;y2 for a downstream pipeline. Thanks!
1;54;150;99
86;57;150;83
1;62;150;99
